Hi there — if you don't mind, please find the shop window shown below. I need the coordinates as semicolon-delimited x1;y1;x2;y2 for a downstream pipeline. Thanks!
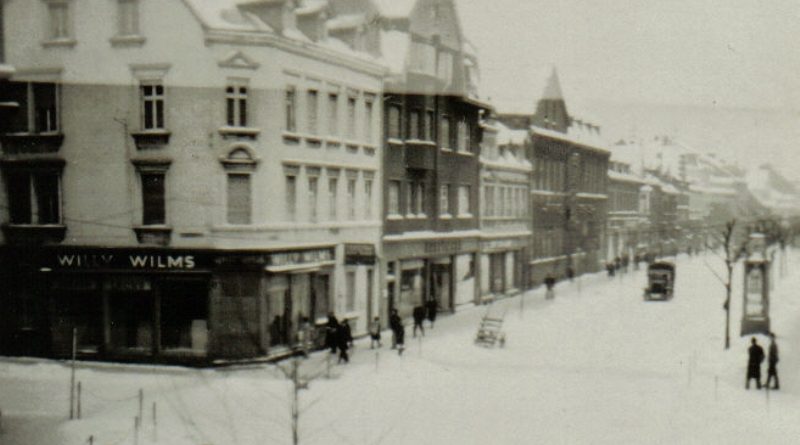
346;270;356;312
160;280;209;352
109;285;154;351
313;274;330;321
5;170;61;224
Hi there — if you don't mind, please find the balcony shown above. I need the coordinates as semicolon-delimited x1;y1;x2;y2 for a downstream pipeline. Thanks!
405;140;436;170
0;133;64;155
130;130;171;150
2;224;67;245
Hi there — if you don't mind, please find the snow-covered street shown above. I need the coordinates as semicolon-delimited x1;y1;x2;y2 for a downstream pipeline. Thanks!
2;250;800;445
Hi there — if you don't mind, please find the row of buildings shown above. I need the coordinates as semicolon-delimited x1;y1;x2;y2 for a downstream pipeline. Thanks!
0;0;795;364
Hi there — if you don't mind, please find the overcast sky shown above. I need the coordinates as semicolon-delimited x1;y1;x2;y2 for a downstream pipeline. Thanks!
456;0;800;179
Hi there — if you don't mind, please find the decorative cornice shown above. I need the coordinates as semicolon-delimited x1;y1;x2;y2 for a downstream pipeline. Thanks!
218;50;261;70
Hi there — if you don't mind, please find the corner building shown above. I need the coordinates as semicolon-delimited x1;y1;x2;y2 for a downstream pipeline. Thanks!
0;0;385;363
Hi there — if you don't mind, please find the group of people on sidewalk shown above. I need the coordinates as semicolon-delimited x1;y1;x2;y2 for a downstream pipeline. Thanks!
746;333;780;390
323;300;439;363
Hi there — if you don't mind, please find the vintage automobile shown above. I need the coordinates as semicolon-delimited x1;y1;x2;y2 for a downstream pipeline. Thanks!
644;261;675;301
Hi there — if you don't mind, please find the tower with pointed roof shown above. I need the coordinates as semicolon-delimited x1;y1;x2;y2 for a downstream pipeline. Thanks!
532;68;570;133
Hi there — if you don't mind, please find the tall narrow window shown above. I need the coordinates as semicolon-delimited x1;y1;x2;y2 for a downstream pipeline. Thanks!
286;173;297;221
407;181;416;216
226;173;251;224
328;92;339;136
388;105;401;139
48;1;70;40
347;176;357;220
424;110;434;141
440;184;450;216
285;86;297;132
117;0;140;36
308;175;318;222
364;94;375;143
458;185;471;216
409;110;420;140
346;95;357;140
328;172;338;221
456;119;467;152
33;82;59;133
141;82;165;130
388;180;400;215
440;116;451;149
226;81;248;127
141;172;165;225
307;89;318;134
416;182;425;216
346;270;356;312
364;176;374;219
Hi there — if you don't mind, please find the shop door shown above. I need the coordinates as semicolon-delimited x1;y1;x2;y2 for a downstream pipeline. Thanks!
490;253;505;294
431;263;452;310
267;276;291;348
109;291;155;353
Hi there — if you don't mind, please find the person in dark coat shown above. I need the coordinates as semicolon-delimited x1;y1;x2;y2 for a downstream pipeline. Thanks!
412;305;426;337
544;274;556;299
325;313;340;354
746;337;765;389
394;316;405;356
426;299;438;329
369;316;382;349
341;318;353;348
389;309;402;349
336;322;350;364
566;266;575;282
766;333;780;390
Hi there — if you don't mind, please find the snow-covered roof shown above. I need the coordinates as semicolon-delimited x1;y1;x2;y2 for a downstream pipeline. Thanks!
184;0;273;31
296;0;328;15
531;126;610;155
379;29;410;75
326;12;365;30
373;0;417;18
608;169;645;184
496;122;528;146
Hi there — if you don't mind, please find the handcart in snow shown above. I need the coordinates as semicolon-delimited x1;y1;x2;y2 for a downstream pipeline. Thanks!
475;309;506;348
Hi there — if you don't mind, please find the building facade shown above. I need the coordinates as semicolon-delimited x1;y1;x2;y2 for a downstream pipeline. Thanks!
606;160;646;263
378;0;487;320
0;0;385;362
477;121;531;301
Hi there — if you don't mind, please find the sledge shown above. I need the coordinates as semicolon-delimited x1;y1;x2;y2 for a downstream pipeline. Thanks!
475;308;506;348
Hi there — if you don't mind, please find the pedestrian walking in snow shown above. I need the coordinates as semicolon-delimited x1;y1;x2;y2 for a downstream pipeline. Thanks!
746;337;765;389
412;305;426;337
389;309;402;349
544;274;556;299
325;313;340;354
336;322;351;364
369;316;382;349
341;318;353;348
766;332;780;390
296;314;311;357
566;266;575;282
426;299;438;329
395;319;405;356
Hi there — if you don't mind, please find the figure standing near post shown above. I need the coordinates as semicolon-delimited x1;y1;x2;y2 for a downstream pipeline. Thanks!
369;316;382;349
412;305;426;337
766;332;780;390
746;337;765;389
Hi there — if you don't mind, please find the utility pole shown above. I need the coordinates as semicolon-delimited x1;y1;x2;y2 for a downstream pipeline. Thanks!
291;358;299;445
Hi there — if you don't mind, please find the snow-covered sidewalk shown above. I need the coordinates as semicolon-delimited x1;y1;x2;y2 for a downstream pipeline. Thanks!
2;250;800;445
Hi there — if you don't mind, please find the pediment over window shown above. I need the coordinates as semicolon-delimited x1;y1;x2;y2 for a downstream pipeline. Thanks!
220;144;259;171
218;51;261;70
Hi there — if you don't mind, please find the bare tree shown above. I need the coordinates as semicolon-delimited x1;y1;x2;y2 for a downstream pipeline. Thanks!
716;220;748;350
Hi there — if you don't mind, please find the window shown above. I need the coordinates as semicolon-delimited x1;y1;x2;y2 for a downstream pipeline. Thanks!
387;105;401;139
440;184;450;216
226;81;248;127
141;172;165;225
141;82;165;130
409;110;420;140
347;176;357;220
285;86;297;132
440;116;451;149
388;180;400;215
47;1;71;40
484;185;493;216
307;89;318;134
286;173;297;221
117;0;140;36
364;94;375;143
5;171;61;224
346;270;356;312
364;176;374;219
505;187;512;217
308;175;318;222
226;174;251;224
458;185;471;216
6;82;60;134
437;51;453;82
498;187;505;217
415;182;425;216
406;181;415;216
457;119;467;152
328;174;338;220
347;95;357;140
327;93;338;136
424;110;434;141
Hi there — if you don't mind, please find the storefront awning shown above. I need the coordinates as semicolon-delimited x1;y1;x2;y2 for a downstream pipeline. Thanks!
265;260;336;274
